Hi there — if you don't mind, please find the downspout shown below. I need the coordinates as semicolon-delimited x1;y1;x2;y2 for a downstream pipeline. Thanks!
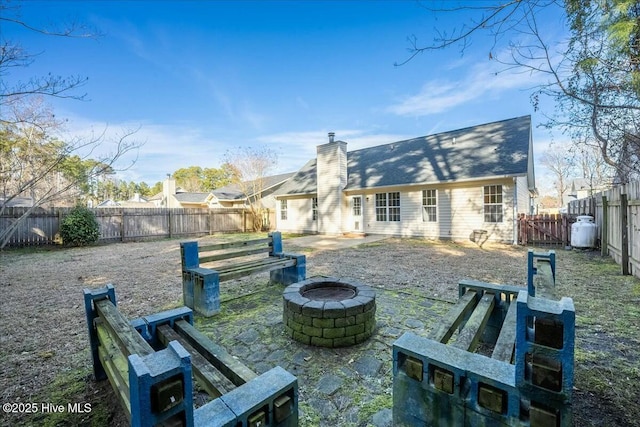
513;177;518;245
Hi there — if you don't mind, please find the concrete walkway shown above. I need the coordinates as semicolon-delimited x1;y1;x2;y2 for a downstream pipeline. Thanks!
285;234;389;251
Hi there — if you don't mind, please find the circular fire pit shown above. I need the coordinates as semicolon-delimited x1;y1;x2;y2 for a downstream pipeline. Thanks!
283;277;376;347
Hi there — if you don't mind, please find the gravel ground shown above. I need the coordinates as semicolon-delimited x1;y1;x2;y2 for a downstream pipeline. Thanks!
0;234;638;426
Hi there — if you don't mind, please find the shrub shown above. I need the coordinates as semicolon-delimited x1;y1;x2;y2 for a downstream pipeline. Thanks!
59;206;100;246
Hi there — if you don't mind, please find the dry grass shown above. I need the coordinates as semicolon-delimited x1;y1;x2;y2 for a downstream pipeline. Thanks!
0;235;638;426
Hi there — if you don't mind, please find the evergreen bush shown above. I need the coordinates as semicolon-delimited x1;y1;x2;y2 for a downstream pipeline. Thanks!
59;206;100;246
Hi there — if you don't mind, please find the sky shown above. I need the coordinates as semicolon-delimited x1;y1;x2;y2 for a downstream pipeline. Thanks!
3;1;569;191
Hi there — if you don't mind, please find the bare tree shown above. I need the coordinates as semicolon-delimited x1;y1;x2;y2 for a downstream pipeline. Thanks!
0;3;140;248
399;0;640;181
539;142;575;207
572;142;615;194
224;146;278;232
0;96;140;248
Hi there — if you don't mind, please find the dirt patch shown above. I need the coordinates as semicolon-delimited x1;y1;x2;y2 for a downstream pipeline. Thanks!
0;235;638;426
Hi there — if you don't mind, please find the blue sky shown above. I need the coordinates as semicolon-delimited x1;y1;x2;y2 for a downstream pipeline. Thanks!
4;1;568;191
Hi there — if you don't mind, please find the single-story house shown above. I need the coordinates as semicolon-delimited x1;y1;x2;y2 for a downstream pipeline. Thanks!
274;115;537;244
148;173;295;209
146;178;213;208
211;172;295;209
0;197;34;207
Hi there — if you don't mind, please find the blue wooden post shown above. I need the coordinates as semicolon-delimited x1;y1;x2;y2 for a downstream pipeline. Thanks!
129;340;194;427
269;231;283;255
192;268;221;317
181;242;200;308
527;249;536;295
83;284;117;381
181;241;200;269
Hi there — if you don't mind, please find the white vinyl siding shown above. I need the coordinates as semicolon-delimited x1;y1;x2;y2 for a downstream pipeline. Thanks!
276;197;318;233
282;180;516;242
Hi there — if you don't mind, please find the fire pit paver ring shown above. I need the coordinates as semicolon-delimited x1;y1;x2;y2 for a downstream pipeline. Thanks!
283;277;376;347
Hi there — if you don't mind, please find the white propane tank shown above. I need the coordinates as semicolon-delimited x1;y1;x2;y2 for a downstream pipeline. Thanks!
571;215;597;248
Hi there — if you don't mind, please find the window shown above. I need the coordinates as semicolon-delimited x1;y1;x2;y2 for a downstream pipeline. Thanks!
375;192;400;222
312;197;318;220
375;193;387;221
483;185;503;223
280;199;288;220
422;189;437;222
353;197;361;216
389;192;400;221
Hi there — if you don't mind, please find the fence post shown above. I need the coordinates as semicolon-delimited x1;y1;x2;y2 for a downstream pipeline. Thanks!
169;209;173;238
620;194;630;275
120;208;125;242
601;196;608;256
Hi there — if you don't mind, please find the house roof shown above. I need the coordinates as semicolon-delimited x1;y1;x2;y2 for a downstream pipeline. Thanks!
276;115;532;196
212;172;295;201
174;192;212;203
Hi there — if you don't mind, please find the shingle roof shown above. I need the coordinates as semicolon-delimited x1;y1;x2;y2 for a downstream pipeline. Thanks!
174;192;211;203
212;172;295;200
276;116;532;196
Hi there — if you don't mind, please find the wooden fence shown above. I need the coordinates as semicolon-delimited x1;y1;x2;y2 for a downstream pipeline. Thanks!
517;214;576;247
0;207;276;248
567;180;640;279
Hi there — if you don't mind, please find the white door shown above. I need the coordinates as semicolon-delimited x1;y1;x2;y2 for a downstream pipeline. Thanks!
352;196;363;232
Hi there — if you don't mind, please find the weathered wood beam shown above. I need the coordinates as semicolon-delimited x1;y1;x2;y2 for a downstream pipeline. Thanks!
451;292;495;352
95;299;154;358
96;320;132;418
198;237;271;253
218;259;296;282
199;246;271;263
491;301;518;363
156;325;236;398
174;320;257;386
429;290;479;344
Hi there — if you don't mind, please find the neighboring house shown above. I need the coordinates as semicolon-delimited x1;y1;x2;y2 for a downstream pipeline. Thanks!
147;178;213;208
563;178;610;207
148;173;294;209
96;193;156;208
274;115;537;244
0;197;34;207
211;172;295;209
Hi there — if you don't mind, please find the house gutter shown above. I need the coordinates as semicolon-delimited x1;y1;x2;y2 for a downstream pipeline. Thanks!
343;173;526;193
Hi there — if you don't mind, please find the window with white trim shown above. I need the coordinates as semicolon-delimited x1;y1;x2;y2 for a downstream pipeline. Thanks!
312;197;318;220
280;199;288;220
352;197;361;216
422;189;437;222
483;185;503;223
388;192;400;221
375;192;400;222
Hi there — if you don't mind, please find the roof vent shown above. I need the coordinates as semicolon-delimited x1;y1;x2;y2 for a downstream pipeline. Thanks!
328;132;335;143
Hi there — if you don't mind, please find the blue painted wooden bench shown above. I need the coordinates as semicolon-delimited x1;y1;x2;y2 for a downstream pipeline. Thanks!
393;250;575;426
180;231;306;316
84;284;298;427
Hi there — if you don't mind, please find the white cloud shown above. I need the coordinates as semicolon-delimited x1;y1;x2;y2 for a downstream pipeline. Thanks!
388;54;548;117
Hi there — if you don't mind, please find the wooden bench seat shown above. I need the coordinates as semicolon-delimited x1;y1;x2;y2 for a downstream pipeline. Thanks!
393;250;576;427
84;284;299;426
429;280;521;363
180;231;306;316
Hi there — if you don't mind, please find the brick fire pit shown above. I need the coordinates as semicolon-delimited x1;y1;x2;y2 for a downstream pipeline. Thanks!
282;277;376;347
